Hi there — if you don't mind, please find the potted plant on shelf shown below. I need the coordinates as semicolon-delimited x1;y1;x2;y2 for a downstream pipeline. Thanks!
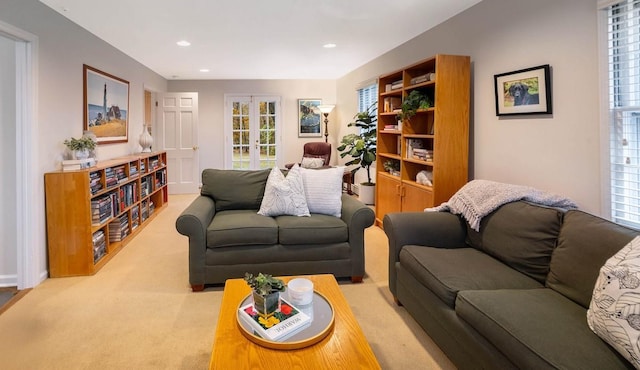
398;90;432;122
244;272;286;318
64;136;97;160
338;102;377;205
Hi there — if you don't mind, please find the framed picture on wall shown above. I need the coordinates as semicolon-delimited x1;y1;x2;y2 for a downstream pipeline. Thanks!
298;99;322;137
83;64;130;143
494;64;552;116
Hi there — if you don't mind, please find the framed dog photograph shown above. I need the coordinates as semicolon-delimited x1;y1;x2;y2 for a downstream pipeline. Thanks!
494;64;551;116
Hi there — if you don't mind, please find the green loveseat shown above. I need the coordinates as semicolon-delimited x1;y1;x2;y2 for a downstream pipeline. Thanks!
176;168;375;291
384;201;638;369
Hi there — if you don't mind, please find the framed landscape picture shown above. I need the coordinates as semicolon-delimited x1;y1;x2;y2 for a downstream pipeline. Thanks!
83;64;130;143
298;99;322;137
494;64;552;116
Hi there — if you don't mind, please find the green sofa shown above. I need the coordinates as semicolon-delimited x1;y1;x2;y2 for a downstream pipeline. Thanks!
384;201;637;369
176;168;375;291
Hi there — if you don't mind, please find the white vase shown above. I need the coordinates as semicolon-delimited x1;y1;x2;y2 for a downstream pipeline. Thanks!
82;130;98;160
139;126;153;153
359;183;376;205
74;149;89;160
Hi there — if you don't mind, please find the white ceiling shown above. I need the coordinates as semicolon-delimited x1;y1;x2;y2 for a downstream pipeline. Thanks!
39;0;481;80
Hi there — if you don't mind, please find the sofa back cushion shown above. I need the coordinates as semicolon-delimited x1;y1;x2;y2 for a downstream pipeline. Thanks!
466;201;564;283
546;210;639;308
201;168;271;211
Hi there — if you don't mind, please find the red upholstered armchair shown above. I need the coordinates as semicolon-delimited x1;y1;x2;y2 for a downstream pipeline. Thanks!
285;142;332;169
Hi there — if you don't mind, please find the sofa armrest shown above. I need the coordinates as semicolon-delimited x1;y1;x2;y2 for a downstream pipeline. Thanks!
175;195;216;287
383;211;467;297
341;194;375;278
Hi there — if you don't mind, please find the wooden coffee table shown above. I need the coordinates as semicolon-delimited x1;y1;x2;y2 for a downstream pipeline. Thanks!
210;274;380;369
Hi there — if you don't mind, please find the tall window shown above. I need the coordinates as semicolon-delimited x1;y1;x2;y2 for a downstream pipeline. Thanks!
606;0;640;228
358;83;378;112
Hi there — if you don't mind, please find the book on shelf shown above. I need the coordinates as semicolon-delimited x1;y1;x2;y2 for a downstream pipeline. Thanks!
238;297;311;342
410;73;435;85
62;158;96;171
383;97;402;113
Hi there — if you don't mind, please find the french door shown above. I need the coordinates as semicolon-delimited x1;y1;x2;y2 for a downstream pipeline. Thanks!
224;95;281;170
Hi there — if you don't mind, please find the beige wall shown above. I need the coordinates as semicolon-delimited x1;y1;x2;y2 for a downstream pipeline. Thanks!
167;79;336;171
0;0;168;284
337;0;601;214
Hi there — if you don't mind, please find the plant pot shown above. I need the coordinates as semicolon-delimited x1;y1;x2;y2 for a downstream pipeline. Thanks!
74;149;90;160
252;291;280;318
359;183;376;205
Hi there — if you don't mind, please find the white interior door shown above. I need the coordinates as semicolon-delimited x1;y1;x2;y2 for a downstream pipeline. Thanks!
224;95;281;170
158;92;199;194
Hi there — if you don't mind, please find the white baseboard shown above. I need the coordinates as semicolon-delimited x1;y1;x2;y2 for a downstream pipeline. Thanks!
0;274;18;287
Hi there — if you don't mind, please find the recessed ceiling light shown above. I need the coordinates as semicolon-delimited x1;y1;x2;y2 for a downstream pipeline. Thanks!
176;40;191;47
199;69;210;73
323;43;337;48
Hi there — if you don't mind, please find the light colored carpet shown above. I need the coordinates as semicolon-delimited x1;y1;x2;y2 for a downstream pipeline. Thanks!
0;194;455;370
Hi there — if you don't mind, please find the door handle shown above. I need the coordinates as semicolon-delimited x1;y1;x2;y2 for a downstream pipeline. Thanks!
192;146;199;150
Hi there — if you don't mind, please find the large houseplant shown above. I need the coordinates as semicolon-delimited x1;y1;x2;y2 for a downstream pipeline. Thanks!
338;103;377;204
244;272;285;318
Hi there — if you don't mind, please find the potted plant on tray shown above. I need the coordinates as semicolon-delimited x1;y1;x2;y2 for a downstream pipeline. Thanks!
64;136;97;160
338;102;377;205
244;272;286;318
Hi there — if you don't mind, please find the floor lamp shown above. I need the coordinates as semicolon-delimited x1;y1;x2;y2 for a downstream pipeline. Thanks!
318;104;335;143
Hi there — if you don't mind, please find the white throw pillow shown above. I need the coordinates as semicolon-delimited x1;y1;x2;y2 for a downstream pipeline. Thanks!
300;157;325;169
299;166;344;217
258;165;310;217
587;235;640;367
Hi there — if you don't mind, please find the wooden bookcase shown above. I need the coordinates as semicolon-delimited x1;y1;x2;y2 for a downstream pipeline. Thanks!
375;54;470;224
45;151;168;277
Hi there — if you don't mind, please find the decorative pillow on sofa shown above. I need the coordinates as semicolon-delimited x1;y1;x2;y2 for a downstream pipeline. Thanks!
258;164;310;217
587;235;640;368
299;166;344;217
301;157;325;169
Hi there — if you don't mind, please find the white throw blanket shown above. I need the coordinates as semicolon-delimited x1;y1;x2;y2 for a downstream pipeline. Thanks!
426;180;578;232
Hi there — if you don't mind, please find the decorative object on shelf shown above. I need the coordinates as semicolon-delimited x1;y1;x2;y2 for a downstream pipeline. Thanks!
139;125;153;153
338;102;377;205
83;64;130;144
383;160;400;176
82;130;98;160
398;90;431;121
64;136;97;160
317;104;335;143
494;64;552;116
297;99;322;138
244;272;286;318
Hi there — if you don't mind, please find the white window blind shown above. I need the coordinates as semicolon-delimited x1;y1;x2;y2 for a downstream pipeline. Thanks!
358;83;378;112
607;0;640;227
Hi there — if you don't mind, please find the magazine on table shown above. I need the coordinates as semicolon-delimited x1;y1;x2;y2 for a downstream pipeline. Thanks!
238;296;311;341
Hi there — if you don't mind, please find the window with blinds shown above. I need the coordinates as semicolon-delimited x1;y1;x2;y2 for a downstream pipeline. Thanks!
607;0;640;227
358;83;378;112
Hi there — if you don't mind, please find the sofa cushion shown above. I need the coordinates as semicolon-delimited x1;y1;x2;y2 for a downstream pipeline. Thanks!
456;288;631;369
276;214;348;245
201;168;271;212
299;166;344;217
547;210;638;308
588;235;640;368
207;210;278;248
258;165;310;217
399;246;542;308
465;201;564;283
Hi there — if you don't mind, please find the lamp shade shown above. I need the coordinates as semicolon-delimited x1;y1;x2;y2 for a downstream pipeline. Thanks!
317;104;335;114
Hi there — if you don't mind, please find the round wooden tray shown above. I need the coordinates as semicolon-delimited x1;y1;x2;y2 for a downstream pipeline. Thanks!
236;290;335;350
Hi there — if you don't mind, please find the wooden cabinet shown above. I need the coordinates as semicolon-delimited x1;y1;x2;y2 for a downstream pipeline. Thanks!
45;151;168;277
375;54;470;224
